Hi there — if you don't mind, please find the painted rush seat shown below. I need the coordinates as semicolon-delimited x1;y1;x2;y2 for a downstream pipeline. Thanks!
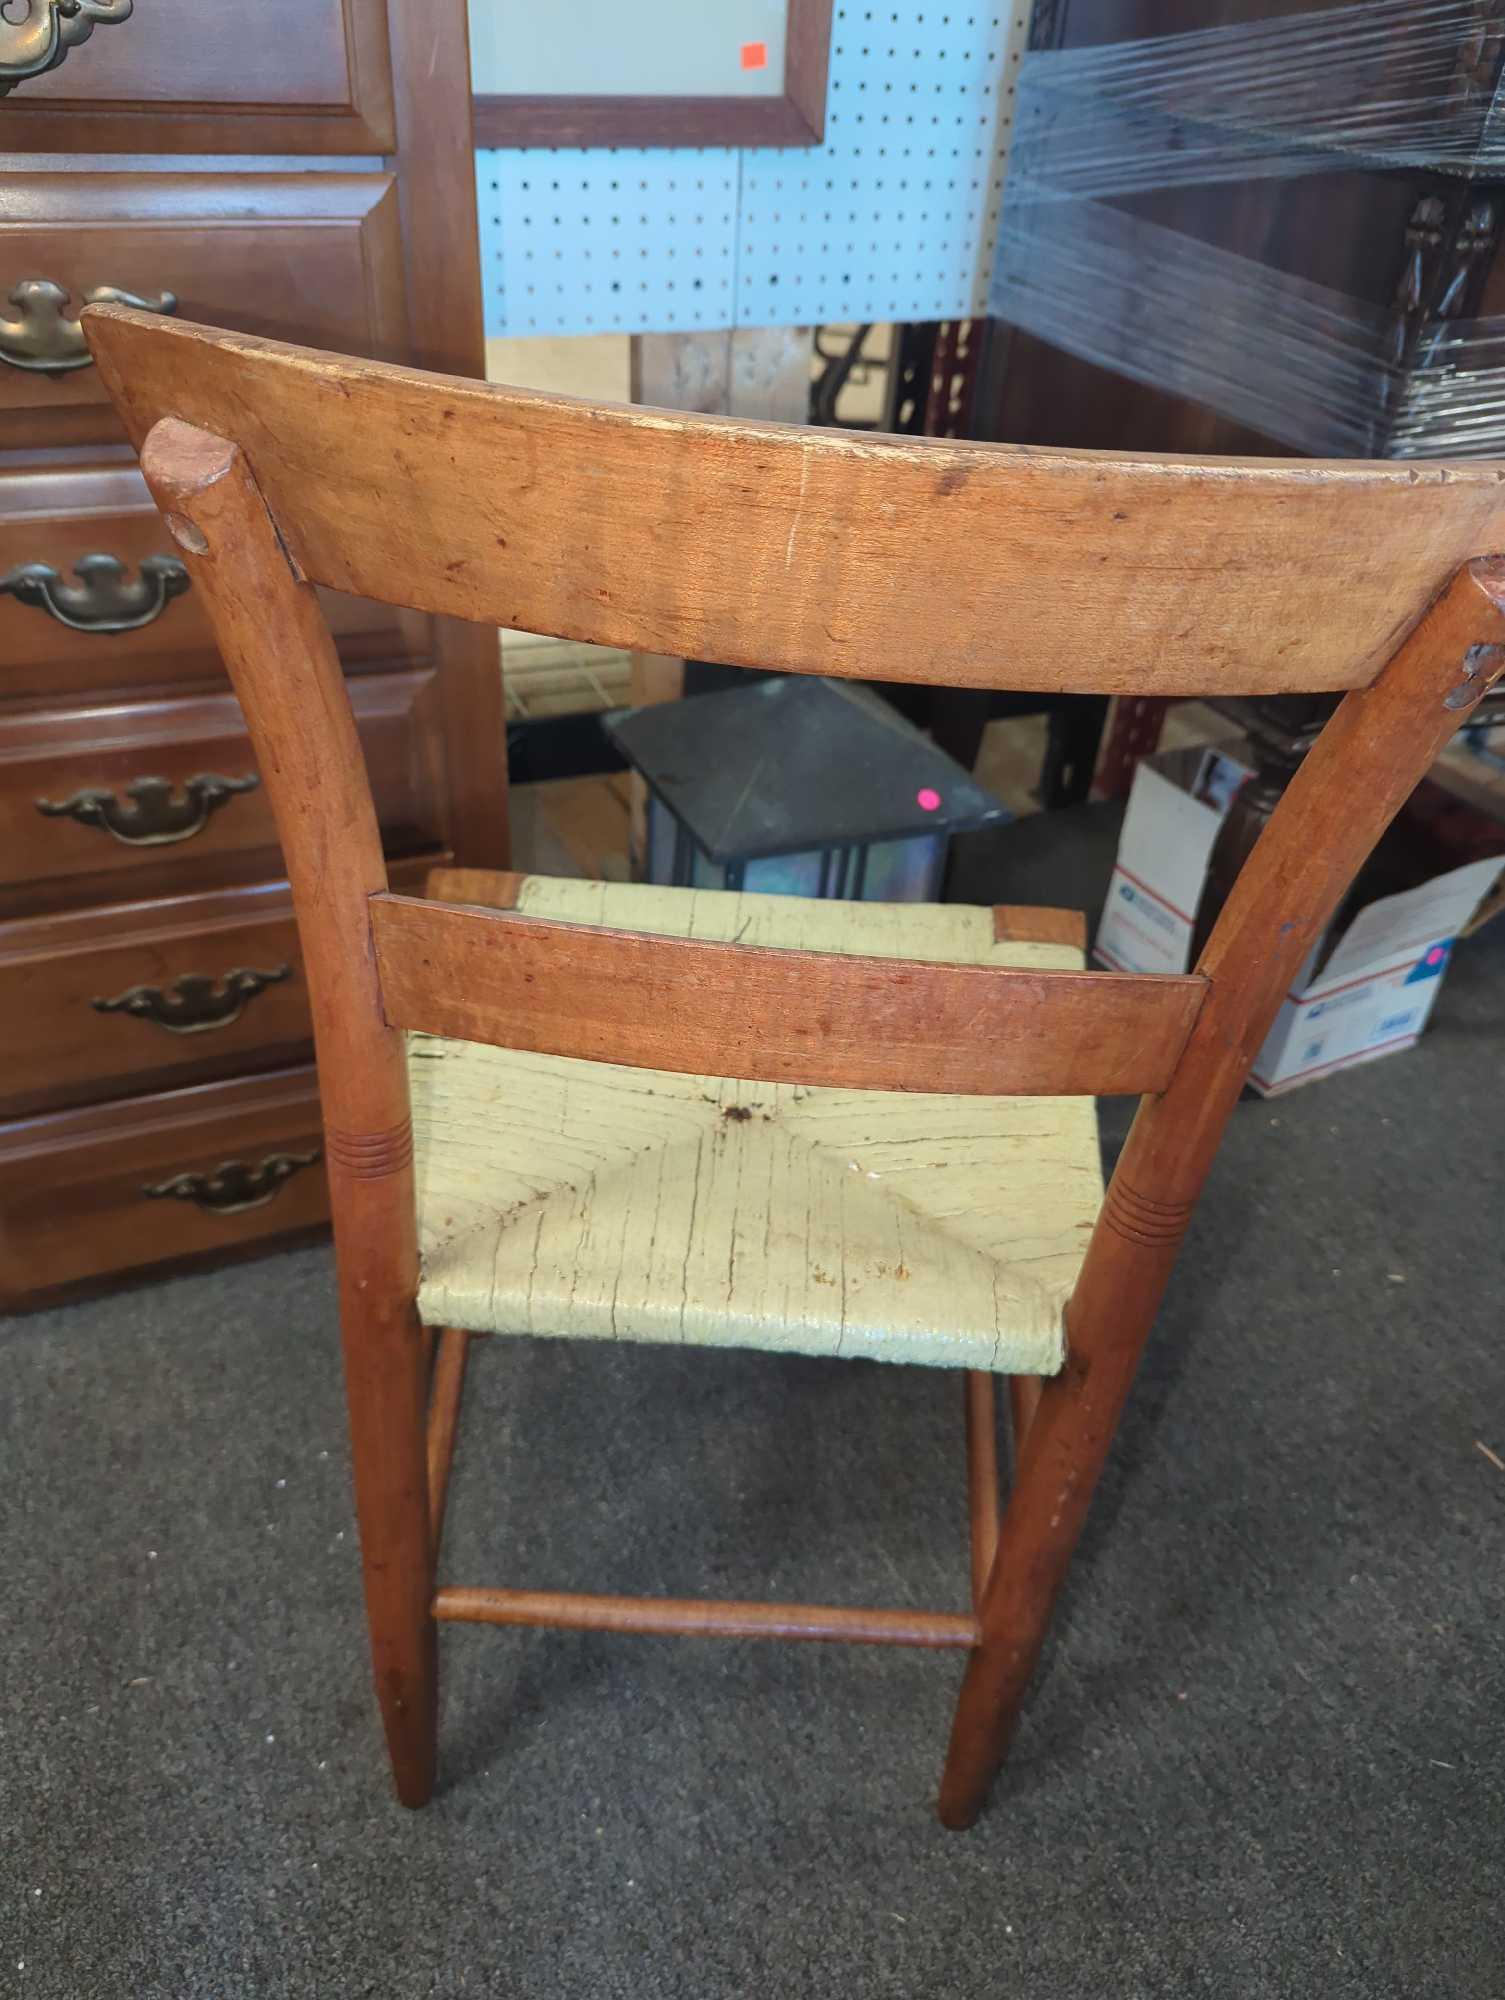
410;876;1103;1374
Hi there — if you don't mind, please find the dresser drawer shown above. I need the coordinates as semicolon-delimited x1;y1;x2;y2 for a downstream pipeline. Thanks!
0;670;446;909
0;0;394;154
0;1065;329;1308
0;853;442;1119
0;462;423;697
0;174;408;450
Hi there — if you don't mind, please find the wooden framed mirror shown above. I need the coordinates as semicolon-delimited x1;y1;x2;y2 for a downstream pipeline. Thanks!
471;0;834;147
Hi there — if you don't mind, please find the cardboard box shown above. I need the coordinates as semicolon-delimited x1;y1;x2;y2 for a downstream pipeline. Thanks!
1094;741;1505;1096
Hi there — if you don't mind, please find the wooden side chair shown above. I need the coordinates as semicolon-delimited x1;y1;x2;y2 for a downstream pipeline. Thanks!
86;303;1505;1828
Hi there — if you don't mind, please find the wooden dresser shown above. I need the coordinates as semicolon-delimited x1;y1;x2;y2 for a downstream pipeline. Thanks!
0;0;507;1306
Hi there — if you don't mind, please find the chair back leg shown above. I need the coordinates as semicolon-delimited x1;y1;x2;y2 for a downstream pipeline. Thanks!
939;563;1505;1827
135;416;439;1807
336;1170;440;1809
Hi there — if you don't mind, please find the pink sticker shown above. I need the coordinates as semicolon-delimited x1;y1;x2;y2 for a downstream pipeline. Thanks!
917;786;941;812
740;39;768;69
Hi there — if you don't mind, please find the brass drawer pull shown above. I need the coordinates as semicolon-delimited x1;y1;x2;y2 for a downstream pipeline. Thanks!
142;1148;322;1217
1;553;190;631
93;965;292;1035
35;771;260;845
0;278;175;372
0;1;134;96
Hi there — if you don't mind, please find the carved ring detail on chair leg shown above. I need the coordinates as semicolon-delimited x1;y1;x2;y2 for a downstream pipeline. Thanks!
325;1118;415;1180
1099;1180;1195;1251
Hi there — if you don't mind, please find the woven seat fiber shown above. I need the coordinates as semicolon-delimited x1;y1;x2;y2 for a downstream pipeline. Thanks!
409;877;1103;1374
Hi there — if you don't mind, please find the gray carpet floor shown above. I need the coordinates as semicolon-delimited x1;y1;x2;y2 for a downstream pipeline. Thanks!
5;809;1503;1997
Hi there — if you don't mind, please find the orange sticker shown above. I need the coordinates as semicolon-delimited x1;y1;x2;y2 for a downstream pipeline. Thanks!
740;39;768;70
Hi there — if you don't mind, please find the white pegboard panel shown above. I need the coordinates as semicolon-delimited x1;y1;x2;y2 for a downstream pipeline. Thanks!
477;152;741;336
475;1;1031;338
737;5;1023;327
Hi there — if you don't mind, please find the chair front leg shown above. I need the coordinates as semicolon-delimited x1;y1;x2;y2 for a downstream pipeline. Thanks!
938;1214;1183;1829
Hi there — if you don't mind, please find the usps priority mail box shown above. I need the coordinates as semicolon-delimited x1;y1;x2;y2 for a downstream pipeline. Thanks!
1094;741;1505;1096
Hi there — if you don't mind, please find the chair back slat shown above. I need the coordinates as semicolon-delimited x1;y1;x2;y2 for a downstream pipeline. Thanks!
86;306;1505;697
370;894;1207;1097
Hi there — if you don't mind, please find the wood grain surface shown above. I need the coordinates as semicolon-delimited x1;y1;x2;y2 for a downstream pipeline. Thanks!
374;882;1204;1098
0;1062;327;1307
0;459;417;697
433;1588;978;1649
2;0;396;153
139;419;437;1807
0;175;408;445
0;671;442;897
85;308;1505;697
937;561;1505;1827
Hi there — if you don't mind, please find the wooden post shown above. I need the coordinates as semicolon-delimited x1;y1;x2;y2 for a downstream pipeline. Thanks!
964;1371;1002;1611
388;0;509;869
426;1327;472;1557
138;416;439;1809
937;563;1505;1829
